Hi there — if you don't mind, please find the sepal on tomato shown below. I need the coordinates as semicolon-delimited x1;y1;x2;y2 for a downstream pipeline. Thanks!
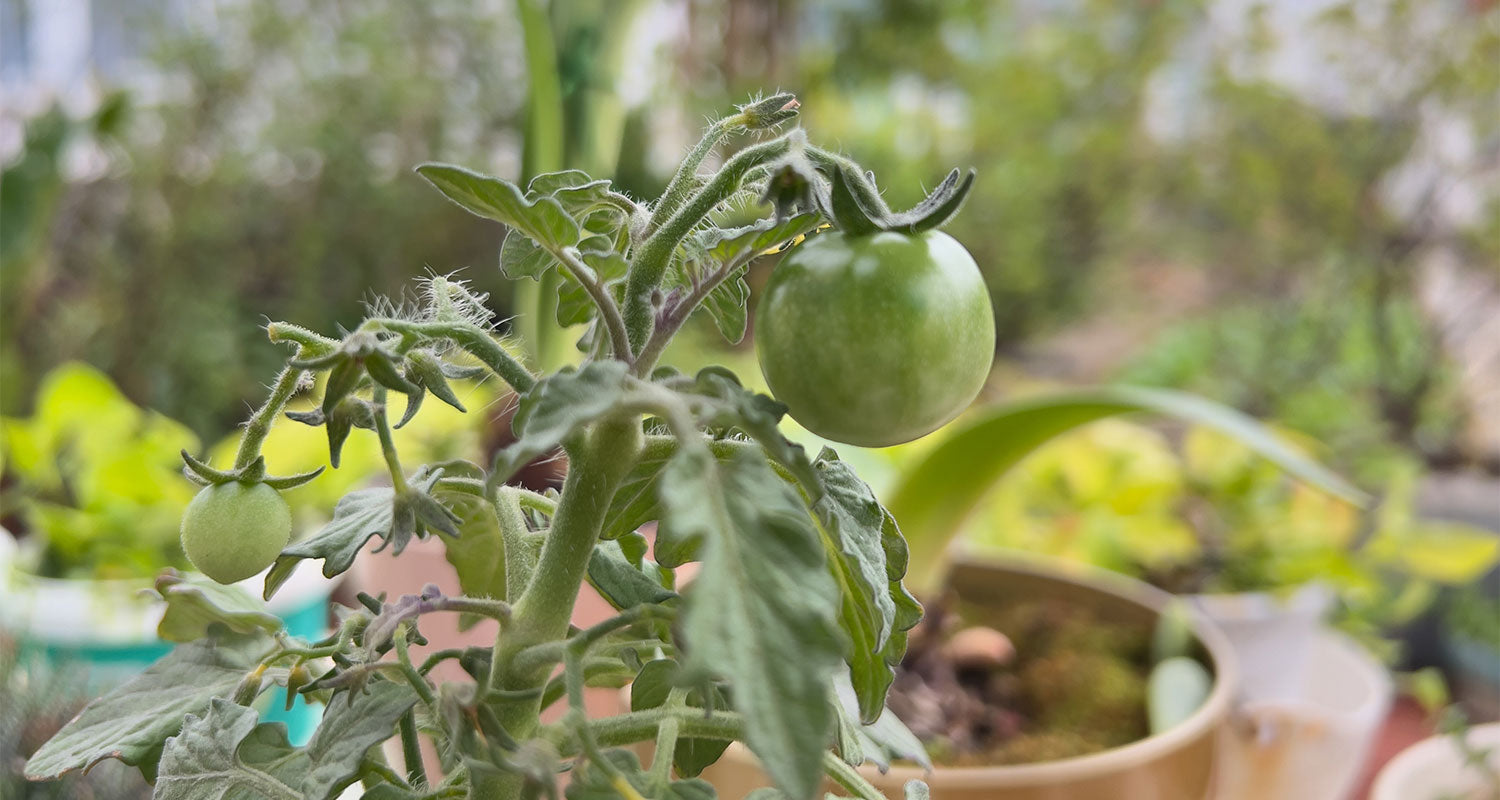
819;161;977;236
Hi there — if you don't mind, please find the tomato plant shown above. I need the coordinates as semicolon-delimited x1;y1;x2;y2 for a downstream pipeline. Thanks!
756;229;994;447
23;95;963;800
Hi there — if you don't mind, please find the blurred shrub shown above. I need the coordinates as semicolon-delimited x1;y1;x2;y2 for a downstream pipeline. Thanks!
0;362;196;580
788;0;1193;345
1;0;528;436
1121;294;1468;486
966;419;1500;647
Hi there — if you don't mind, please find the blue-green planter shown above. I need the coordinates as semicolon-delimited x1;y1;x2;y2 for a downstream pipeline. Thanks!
0;535;334;745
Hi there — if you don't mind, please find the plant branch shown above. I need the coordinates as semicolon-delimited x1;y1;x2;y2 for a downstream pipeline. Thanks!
547;708;746;757
398;709;428;788
623;134;796;351
633;247;759;374
823;751;885;800
647;687;690;785
233;364;306;470
555;246;633;361
371;386;410;493
376;319;536;393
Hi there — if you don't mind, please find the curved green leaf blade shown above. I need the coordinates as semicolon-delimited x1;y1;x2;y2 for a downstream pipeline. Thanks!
660;446;842;800
416;163;579;251
887;386;1368;591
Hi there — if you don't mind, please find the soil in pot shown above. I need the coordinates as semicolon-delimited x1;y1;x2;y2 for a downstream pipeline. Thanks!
890;594;1159;767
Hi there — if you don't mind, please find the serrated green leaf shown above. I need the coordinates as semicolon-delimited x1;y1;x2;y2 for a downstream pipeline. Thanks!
438;491;513;621
661;446;842;800
587;535;677;610
629;659;731;778
495;361;630;481
700;276;750;344
831;673;931;773
525;169;599;197
703;213;820;264
301;680;418;799
155;572;284;644
500;228;558;280
602;446;675;540
811;451;910;724
155;700;307;800
25;637;269;782
417;163;580;251
264;486;395;599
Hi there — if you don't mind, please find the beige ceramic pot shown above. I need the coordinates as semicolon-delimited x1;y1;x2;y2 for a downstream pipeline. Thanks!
696;552;1238;800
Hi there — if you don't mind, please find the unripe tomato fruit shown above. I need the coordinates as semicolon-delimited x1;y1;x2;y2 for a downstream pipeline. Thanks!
180;482;292;584
754;230;994;447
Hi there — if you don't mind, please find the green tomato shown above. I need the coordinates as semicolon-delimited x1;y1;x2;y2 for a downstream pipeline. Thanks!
180;482;292;584
754;230;994;447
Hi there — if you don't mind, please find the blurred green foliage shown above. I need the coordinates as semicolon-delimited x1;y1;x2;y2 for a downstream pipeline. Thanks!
0;363;196;580
1;0;528;436
791;0;1190;344
965;419;1500;643
1121;296;1468;486
0;361;495;581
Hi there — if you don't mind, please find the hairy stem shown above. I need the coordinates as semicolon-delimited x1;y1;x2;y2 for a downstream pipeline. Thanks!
371;386;410;493
622;135;795;351
233;365;305;470
548;708;745;757
647;687;690;785
557;246;633;360
398;709;427;788
487;417;644;741
822;751;885;800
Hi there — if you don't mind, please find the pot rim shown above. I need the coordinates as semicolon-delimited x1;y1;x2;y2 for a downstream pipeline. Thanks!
819;550;1239;788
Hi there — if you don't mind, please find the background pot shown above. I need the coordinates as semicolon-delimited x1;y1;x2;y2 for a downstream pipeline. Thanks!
1371;721;1500;800
0;531;334;743
696;552;1238;800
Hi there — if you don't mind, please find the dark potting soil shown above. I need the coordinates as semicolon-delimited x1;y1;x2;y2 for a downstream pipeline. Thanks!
887;596;1152;766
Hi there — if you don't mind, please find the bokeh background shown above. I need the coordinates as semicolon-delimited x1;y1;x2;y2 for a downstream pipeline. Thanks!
2;0;1498;797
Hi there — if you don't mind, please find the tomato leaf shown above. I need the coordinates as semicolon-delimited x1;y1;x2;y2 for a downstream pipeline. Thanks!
154;700;307;800
25;636;270;783
628;658;730;777
700;276;751;344
154;572;284;644
416;163;580;252
263;486;395;599
659;446;841;800
301;680;419;799
438;492;509;618
812;450;921;724
494;361;630;482
587;534;677;611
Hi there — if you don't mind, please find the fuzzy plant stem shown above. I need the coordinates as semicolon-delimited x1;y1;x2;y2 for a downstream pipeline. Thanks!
622;135;794;353
232;365;305;470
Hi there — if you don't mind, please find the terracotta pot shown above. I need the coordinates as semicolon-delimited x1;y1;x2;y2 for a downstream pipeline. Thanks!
696;552;1238;800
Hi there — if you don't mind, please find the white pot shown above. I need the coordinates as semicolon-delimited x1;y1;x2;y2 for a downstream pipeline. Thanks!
0;530;335;645
1187;583;1335;700
1372;722;1500;800
1214;628;1393;800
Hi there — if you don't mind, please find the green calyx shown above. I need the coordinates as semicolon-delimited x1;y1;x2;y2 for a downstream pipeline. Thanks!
818;161;977;236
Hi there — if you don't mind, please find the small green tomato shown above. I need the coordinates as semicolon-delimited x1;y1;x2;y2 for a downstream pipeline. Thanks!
180;482;292;584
